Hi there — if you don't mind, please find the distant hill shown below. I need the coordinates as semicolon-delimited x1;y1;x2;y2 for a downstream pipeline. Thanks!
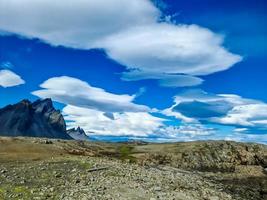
67;127;89;141
0;98;72;139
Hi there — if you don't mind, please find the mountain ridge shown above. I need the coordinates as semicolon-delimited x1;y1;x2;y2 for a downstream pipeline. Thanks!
67;127;89;141
0;98;72;139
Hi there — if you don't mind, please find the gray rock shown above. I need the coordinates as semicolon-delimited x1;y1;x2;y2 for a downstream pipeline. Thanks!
0;98;72;139
154;186;162;192
67;127;88;141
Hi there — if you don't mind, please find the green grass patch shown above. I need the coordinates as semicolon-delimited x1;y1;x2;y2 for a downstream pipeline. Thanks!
78;161;93;170
14;186;28;193
117;145;136;163
0;185;31;200
0;187;5;199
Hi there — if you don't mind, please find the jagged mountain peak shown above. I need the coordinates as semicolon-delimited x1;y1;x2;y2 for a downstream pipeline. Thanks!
0;99;71;139
67;126;88;141
32;98;54;114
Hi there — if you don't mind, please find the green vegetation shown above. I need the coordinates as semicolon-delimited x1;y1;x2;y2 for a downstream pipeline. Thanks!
117;145;136;163
13;186;31;196
0;187;4;199
0;185;32;200
78;160;93;169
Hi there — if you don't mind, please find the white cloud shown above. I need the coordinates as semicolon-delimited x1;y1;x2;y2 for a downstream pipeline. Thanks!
225;132;267;145
63;104;217;138
252;120;267;127
121;71;204;87
32;80;265;142
31;76;216;137
143;127;266;144
158;75;203;87
162;105;197;123
234;128;249;132
32;76;150;113
0;0;159;49
31;76;219;138
0;0;242;87
165;89;267;133
99;24;241;85
212;103;267;127
63;105;164;136
157;124;215;138
0;69;25;87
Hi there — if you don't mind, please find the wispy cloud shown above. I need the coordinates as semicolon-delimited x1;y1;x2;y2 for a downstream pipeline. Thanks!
0;69;25;87
0;61;14;69
121;71;204;87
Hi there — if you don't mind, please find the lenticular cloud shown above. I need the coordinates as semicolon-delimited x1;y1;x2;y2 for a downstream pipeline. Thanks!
32;76;150;113
0;0;242;87
0;70;25;88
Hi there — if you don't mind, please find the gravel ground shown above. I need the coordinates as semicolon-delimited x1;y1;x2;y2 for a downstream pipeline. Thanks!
0;137;266;200
1;156;265;200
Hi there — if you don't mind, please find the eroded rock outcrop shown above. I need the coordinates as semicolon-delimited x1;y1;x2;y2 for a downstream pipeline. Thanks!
140;141;267;172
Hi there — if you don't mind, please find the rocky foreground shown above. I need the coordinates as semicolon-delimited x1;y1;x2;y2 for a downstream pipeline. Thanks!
0;137;266;200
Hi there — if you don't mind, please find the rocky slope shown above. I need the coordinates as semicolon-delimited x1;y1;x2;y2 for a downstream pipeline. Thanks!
0;137;266;200
0;99;71;139
136;141;267;172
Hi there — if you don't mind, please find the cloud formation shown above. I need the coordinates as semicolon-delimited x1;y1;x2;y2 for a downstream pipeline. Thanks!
32;76;150;113
156;124;215;138
63;104;218;139
0;0;242;87
100;24;241;86
213;103;267;128
63;105;163;136
0;0;159;48
31;77;265;142
121;71;204;87
173;100;233;118
0;69;25;87
164;89;267;134
30;76;216;138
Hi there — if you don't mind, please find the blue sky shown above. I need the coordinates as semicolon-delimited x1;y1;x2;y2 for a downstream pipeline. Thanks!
0;0;266;143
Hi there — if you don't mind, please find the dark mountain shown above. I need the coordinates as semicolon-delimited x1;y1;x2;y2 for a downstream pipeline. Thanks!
67;127;88;141
0;98;72;139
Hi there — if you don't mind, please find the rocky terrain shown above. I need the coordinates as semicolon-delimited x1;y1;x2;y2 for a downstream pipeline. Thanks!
0;99;71;139
0;137;266;200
